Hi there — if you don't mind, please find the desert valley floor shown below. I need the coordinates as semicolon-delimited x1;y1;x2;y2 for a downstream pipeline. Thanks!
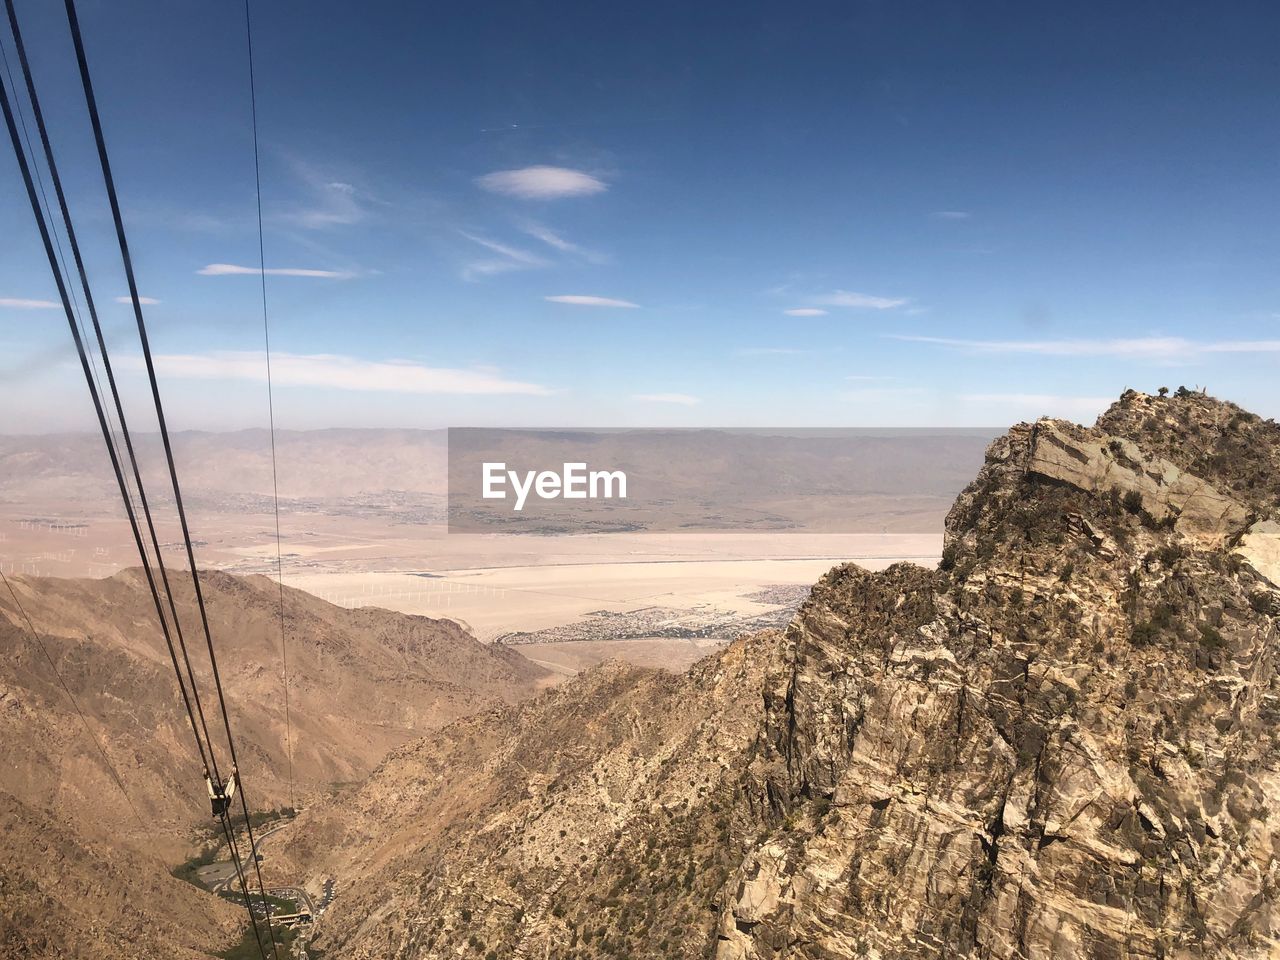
2;501;939;674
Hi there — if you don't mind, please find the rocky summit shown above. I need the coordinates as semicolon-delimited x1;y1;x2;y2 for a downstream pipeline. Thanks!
279;389;1280;960
717;390;1280;959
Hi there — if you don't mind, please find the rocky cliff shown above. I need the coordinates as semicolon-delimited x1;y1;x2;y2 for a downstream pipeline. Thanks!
283;389;1279;960
717;389;1280;959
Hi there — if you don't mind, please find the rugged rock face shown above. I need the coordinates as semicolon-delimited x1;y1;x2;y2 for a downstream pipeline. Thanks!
718;390;1280;959
284;390;1279;960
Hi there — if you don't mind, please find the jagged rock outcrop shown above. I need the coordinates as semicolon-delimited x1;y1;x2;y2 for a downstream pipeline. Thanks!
1025;419;1249;542
283;390;1280;960
718;390;1280;959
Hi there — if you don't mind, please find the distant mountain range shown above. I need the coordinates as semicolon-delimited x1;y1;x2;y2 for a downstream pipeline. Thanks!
0;427;995;535
0;429;449;504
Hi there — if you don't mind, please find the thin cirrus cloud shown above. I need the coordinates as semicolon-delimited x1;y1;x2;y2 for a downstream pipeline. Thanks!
633;392;701;406
783;308;827;317
476;165;607;200
0;298;58;309
276;156;371;230
130;351;554;396
544;295;638;308
933;210;971;220
197;263;354;279
283;179;365;229
891;335;1280;363
737;347;806;356
460;232;549;280
520;221;609;264
812;290;908;309
114;296;161;305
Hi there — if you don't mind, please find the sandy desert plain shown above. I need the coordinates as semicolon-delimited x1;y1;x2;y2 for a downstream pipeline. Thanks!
0;501;941;675
0;428;976;675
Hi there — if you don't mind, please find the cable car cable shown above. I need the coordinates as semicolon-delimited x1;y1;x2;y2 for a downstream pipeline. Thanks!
61;3;282;953
3;0;228;786
243;0;295;813
0;57;215;786
2;11;265;954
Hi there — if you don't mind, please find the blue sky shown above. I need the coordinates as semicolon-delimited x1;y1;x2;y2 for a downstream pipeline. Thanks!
2;0;1278;431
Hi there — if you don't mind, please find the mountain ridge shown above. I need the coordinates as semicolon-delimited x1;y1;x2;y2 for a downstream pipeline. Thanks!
0;568;549;857
275;390;1280;959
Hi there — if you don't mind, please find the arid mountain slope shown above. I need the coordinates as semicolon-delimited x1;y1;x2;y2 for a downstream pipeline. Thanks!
0;790;240;960
271;632;784;958
281;390;1280;959
0;569;548;859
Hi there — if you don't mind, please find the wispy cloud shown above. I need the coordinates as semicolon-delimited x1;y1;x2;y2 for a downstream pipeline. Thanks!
522;222;578;253
274;157;378;230
197;263;353;279
284;181;365;229
812;290;908;310
633;392;700;406
784;307;827;317
544;295;638;308
476;166;607;200
891;335;1280;362
460;233;549;280
114;295;161;305
520;222;608;263
737;347;806;356
0;298;58;309
132;351;554;396
933;210;971;220
461;262;526;280
461;234;546;265
844;374;897;381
